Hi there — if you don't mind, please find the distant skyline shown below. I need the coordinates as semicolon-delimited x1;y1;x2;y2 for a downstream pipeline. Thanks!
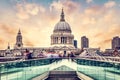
0;0;120;50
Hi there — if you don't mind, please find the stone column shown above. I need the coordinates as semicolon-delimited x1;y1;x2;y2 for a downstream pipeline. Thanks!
70;37;71;44
64;37;66;44
65;37;67;44
62;37;64;44
61;37;62;44
63;37;64;44
55;37;56;44
56;37;58;44
67;37;69;44
68;37;70;44
51;37;53;44
53;37;55;44
62;37;63;44
58;37;60;44
55;37;57;43
52;38;53;44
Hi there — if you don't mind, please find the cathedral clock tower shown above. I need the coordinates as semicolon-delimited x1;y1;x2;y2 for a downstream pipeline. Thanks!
14;29;23;49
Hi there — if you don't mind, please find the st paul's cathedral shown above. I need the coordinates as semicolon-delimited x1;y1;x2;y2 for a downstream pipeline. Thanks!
0;9;79;57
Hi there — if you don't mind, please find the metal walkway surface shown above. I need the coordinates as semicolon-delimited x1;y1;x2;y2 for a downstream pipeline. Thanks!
32;65;93;80
32;65;81;80
45;71;80;80
45;65;80;80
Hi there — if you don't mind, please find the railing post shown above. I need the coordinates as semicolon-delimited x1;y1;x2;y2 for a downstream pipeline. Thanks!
0;65;1;80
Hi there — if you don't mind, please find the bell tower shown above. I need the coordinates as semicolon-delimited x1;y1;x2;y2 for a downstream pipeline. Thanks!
14;29;23;49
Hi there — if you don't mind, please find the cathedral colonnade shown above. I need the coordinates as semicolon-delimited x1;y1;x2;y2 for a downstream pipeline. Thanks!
51;36;74;45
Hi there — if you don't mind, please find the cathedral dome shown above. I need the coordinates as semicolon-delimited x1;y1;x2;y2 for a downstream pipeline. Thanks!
53;9;71;33
54;21;71;32
51;8;74;48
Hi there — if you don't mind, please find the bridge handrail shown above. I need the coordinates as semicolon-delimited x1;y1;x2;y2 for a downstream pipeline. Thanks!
0;57;120;65
76;56;120;64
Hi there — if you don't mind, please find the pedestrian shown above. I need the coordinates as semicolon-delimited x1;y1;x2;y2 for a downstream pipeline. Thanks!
27;50;33;59
70;52;75;57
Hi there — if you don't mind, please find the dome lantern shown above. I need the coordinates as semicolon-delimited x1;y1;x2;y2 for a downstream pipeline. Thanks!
53;8;71;33
60;8;65;21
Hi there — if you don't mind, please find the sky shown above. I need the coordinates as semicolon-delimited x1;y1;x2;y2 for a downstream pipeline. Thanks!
0;0;120;50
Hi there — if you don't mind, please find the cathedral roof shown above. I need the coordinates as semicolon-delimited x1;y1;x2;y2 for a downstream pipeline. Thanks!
53;9;71;33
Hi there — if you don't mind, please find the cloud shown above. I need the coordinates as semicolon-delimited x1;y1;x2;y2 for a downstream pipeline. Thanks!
102;39;111;44
50;1;63;12
93;24;120;50
104;1;116;8
86;0;93;4
25;4;39;15
84;5;106;16
0;38;6;49
50;0;80;14
0;23;18;49
24;40;35;47
0;23;17;36
0;38;5;44
16;2;45;20
16;3;30;19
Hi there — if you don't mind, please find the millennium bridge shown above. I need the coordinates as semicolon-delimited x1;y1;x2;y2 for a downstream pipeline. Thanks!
0;56;120;80
0;49;120;80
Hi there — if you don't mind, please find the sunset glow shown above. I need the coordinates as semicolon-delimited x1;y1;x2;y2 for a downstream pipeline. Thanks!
0;0;120;50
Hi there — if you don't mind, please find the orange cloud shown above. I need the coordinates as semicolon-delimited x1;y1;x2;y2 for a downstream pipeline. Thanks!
0;23;17;35
0;23;18;49
96;39;112;50
0;38;5;44
92;24;120;50
16;3;29;19
16;3;45;20
50;0;80;15
104;1;116;8
0;38;6;49
102;39;111;43
24;40;35;47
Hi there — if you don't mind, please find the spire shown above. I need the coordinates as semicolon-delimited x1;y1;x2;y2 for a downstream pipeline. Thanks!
7;43;10;49
18;28;21;34
60;8;65;21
